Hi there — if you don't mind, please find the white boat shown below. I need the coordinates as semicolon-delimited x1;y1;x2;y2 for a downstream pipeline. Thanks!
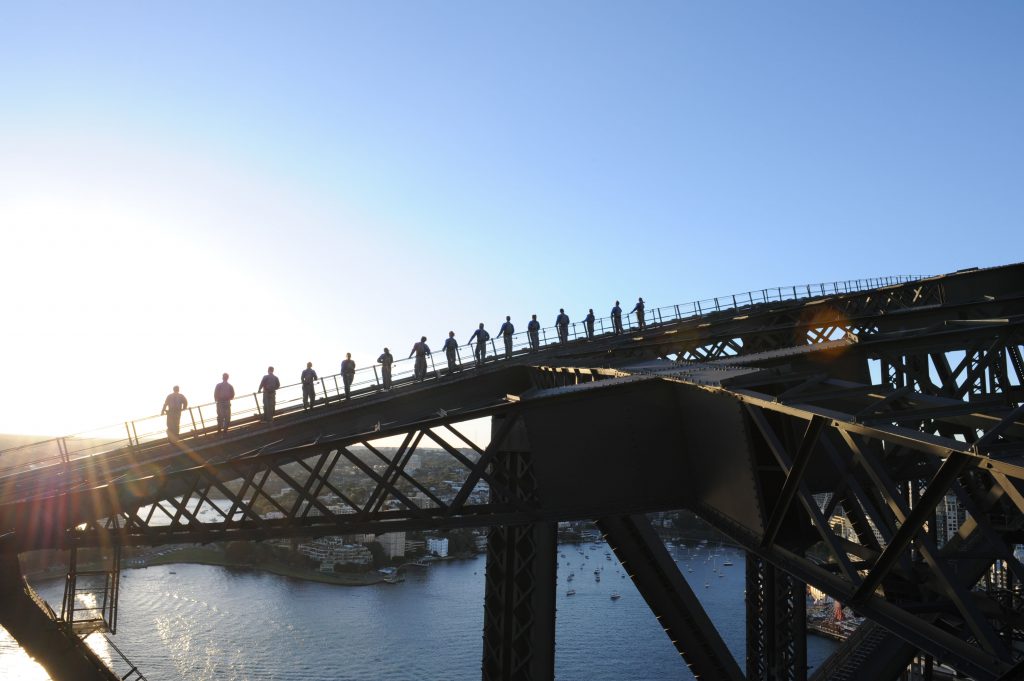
610;593;621;601
566;589;576;596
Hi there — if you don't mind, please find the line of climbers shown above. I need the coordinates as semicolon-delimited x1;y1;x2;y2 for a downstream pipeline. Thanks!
160;297;645;438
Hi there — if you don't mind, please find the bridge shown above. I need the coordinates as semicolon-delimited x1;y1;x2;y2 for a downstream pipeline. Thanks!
2;265;1023;681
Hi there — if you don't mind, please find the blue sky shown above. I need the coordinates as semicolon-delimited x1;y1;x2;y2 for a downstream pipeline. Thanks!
1;2;1021;435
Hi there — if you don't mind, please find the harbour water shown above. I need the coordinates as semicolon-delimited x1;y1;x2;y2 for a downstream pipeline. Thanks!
0;542;837;680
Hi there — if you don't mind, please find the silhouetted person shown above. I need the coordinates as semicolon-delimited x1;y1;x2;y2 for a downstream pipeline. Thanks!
442;331;459;373
301;362;318;410
341;353;356;398
161;385;188;437
258;366;280;422
611;300;623;335
584;308;595;339
213;373;234;433
555;309;570;344
527;314;540;351
377;348;394;390
630;297;646;329
497;315;515;359
410;336;431;381
469;323;490;367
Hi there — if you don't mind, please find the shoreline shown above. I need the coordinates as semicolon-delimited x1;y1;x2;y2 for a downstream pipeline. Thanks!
26;547;396;588
24;546;486;588
24;532;736;589
145;552;392;587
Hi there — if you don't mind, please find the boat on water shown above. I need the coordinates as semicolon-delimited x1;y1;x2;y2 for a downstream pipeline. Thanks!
610;593;621;601
595;573;601;582
567;573;574;581
722;560;734;566
566;589;576;596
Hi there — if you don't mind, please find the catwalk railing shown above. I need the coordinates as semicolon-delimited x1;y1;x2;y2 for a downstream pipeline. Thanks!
0;274;924;479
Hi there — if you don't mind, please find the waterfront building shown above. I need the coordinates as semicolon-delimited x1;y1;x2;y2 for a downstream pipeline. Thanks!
298;537;372;570
427;537;449;557
378;532;406;559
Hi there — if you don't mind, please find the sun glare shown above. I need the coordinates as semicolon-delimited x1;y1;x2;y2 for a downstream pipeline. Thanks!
0;627;50;681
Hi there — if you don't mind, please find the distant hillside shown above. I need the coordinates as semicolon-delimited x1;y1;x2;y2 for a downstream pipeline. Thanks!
0;433;61;469
0;433;52;451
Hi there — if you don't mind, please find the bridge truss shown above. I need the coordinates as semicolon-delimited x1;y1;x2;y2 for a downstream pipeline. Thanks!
1;263;1023;680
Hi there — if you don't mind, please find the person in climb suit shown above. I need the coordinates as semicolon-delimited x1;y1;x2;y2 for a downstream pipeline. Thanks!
497;316;515;359
630;297;646;329
555;309;570;344
161;385;188;437
258;367;281;421
527;314;540;351
377;348;394;390
410;336;431;381
214;373;234;432
469;323;490;367
442;332;459;373
300;362;318;410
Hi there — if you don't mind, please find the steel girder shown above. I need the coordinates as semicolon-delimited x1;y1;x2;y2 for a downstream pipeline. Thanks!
13;355;1024;680
746;554;807;681
481;415;557;681
597;514;744;681
6;348;1024;681
691;359;1024;680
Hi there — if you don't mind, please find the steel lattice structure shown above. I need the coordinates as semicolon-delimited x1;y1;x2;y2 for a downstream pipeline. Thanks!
1;263;1023;681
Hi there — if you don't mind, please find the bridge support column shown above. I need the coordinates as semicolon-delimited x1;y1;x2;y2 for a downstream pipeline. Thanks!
746;553;807;681
0;548;119;681
481;416;557;681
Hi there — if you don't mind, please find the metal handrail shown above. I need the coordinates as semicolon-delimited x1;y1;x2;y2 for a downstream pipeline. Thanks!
102;634;149;681
0;274;925;475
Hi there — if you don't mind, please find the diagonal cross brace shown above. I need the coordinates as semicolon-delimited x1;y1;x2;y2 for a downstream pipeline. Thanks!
598;514;745;681
361;441;447;509
850;449;971;604
762;415;826;548
746;408;861;583
844;433;1010;660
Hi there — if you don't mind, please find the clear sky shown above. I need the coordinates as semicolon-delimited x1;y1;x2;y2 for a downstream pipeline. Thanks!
1;2;1022;436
